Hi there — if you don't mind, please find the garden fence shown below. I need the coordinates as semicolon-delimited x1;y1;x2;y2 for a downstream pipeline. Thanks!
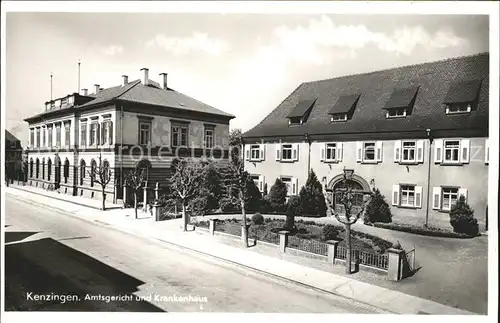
287;235;329;256
336;245;388;270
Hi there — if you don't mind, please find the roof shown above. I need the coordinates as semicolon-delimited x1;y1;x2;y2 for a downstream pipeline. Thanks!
5;130;20;142
287;99;316;118
26;78;235;122
243;52;489;139
383;86;419;110
443;79;482;104
329;94;360;114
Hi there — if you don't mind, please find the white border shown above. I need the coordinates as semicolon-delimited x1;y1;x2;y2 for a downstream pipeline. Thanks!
1;2;499;323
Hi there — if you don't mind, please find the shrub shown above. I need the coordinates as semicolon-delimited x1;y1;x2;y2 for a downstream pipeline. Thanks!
373;222;477;238
322;224;340;241
286;196;302;229
267;178;288;212
245;178;263;212
188;196;210;217
449;195;479;236
299;169;327;217
259;198;272;213
251;212;264;225
364;188;392;224
219;197;240;213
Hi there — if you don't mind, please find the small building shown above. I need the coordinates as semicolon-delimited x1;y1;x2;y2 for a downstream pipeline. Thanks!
242;52;489;231
4;130;24;182
24;68;235;203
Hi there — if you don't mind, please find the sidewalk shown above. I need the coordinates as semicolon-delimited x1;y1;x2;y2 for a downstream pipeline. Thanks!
5;185;476;315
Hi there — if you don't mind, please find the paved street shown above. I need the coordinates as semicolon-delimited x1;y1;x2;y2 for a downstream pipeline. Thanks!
4;195;379;313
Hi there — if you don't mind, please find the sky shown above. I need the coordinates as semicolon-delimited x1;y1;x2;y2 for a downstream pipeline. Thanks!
5;12;489;145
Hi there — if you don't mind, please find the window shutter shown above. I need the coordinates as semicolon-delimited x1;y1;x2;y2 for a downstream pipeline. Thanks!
376;141;383;162
96;123;101;145
356;141;362;163
392;184;400;206
292;178;299;195
109;121;114;145
258;175;264;192
434;139;443;163
101;122;105;144
394;140;401;163
461;139;470;164
485;138;489;164
245;146;250;161
415;186;423;208
416;140;425;163
275;144;281;161
432;187;442;210
320;144;325;162
336;142;343;162
293;144;299;161
458;188;468;202
260;144;265;161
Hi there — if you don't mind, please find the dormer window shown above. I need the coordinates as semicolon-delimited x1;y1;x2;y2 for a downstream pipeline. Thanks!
383;86;419;119
330;113;347;122
286;99;316;126
386;108;407;119
446;103;472;114
443;79;482;115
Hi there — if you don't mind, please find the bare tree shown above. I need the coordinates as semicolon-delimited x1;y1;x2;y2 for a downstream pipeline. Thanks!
88;154;112;211
169;158;205;231
222;152;252;247
329;169;369;274
124;168;146;219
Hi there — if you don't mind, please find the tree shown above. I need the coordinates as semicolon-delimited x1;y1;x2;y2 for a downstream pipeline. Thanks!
364;188;392;224
169;158;205;231
299;169;327;217
328;170;369;274
267;178;288;212
449;195;479;236
88;154;112;211
221;152;253;247
124;168;146;219
286;196;302;230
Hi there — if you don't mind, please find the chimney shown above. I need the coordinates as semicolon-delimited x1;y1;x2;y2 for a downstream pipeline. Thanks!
141;68;149;86
159;73;168;90
94;84;100;94
122;75;128;87
81;88;88;96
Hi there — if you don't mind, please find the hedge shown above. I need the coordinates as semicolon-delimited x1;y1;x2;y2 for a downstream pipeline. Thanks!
373;222;478;238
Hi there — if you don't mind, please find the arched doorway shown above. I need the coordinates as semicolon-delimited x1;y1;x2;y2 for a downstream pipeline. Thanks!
64;158;70;184
54;156;61;189
328;173;370;215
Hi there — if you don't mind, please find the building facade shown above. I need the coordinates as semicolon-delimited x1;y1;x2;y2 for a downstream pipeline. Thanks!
242;53;489;231
24;68;234;203
4;130;24;182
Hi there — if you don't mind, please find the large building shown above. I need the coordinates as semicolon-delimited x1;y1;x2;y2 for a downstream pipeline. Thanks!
4;130;24;182
242;53;489;231
24;68;234;203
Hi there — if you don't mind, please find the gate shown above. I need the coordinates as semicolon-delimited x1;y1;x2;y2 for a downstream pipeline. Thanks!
400;247;416;279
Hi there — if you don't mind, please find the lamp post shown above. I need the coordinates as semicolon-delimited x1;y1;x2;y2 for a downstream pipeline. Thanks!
326;167;368;274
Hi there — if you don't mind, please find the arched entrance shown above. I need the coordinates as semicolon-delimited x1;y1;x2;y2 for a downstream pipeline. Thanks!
328;173;371;214
54;156;61;189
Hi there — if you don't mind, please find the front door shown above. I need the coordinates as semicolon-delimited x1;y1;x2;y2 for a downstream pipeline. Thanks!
332;179;364;214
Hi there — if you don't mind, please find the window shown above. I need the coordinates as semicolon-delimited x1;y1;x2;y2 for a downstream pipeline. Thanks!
363;142;375;161
444;140;460;163
36;128;40;147
326;143;336;160
204;128;214;148
42;158;45;179
432;186;467;211
103;160;110;182
64;159;70;183
281;144;293;161
394;140;424;164
80;160;86;185
138;122;151;145
172;124;188;146
65;123;71;147
245;144;265;162
90;122;100;146
386;108;407;118
81;123;87;147
288;117;303;125
47;158;52;181
280;176;298;196
101;120;113;145
42;127;45;148
90;160;97;187
56;124;61;147
47;126;53;147
402;141;416;162
29;158;33;177
30;129;34;147
250;145;260;160
446;103;471;114
392;184;422;208
320;142;343;163
35;158;40;178
331;114;347;122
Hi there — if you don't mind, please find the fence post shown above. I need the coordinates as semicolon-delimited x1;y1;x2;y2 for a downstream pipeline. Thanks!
151;201;160;221
209;219;215;236
122;185;128;208
278;230;289;253
155;182;160;200
142;181;148;212
387;248;404;281
326;240;340;265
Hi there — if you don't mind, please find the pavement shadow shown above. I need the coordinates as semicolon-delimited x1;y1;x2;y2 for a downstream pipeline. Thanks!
4;235;165;312
5;231;39;244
